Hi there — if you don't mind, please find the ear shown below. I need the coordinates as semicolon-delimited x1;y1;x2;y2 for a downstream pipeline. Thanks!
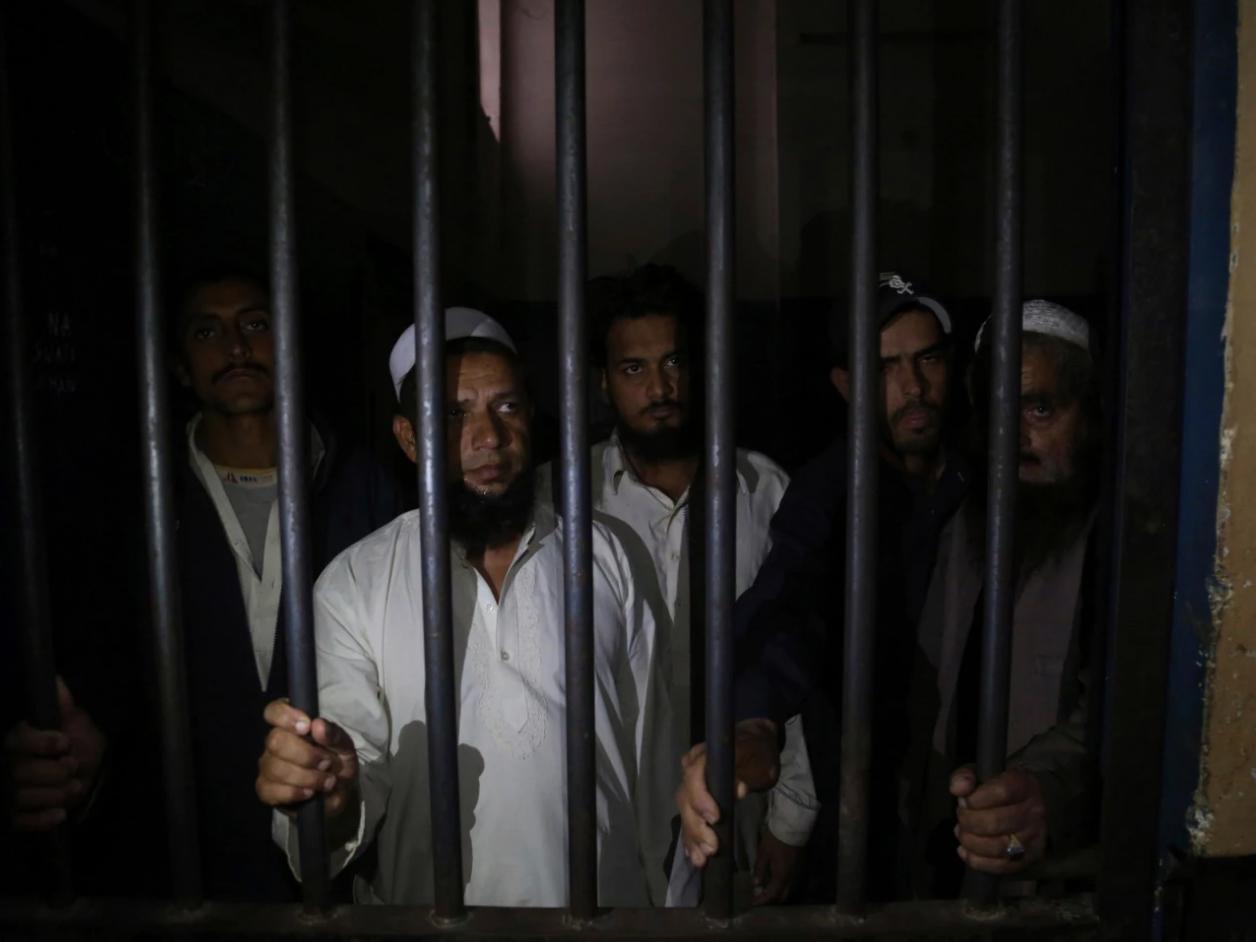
599;368;609;403
391;415;418;465
829;366;851;402
171;353;191;388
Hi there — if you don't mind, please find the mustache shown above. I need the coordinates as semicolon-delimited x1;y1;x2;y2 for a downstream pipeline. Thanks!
1019;452;1041;465
641;399;682;414
212;362;269;383
891;402;938;423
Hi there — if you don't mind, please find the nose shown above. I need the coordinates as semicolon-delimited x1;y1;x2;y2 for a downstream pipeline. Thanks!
226;325;251;360
467;409;503;451
903;361;926;400
1019;421;1032;453
646;365;672;402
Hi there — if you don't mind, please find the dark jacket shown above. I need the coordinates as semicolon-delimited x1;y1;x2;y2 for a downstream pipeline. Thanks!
731;435;969;901
36;416;401;902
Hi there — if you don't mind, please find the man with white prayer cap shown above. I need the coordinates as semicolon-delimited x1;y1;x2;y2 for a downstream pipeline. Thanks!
906;299;1103;896
256;307;676;906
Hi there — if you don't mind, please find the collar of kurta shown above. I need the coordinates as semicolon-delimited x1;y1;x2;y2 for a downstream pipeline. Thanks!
186;413;326;477
602;429;750;499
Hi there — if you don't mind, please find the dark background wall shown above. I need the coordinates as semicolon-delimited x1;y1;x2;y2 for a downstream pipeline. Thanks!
2;0;1115;685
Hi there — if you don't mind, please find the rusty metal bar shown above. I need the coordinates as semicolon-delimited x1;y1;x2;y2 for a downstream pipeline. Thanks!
130;0;202;905
701;0;736;920
268;0;327;910
836;0;878;915
412;0;466;922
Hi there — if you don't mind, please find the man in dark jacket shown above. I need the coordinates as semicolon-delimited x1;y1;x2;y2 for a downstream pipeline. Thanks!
4;270;399;900
676;272;968;901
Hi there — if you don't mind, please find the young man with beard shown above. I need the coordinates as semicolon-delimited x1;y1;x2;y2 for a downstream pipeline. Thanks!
255;309;674;907
562;265;818;905
907;300;1102;895
3;270;398;900
676;272;970;902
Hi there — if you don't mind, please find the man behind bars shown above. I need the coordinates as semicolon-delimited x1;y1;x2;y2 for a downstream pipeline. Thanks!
2;268;399;899
675;272;969;900
255;309;675;907
904;300;1102;895
542;263;819;905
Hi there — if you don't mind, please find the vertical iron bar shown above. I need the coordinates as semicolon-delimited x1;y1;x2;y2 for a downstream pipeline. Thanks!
702;0;736;920
0;1;73;905
836;0;878;915
968;0;1023;907
555;0;597;919
269;0;327;910
413;0;466;922
131;0;202;905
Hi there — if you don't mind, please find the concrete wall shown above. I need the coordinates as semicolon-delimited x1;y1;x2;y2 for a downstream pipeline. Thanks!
1196;0;1256;859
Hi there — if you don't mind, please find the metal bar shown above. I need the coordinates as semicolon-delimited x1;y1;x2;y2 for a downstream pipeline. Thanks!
412;0;466;922
131;0;202;905
0;895;1102;940
1097;0;1191;934
554;0;597;920
0;0;73;906
702;0;736;920
967;0;1023;907
269;0;327;910
835;0;878;915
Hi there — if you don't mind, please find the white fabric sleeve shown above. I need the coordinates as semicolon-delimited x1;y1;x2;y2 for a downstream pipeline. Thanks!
765;714;820;847
271;557;393;881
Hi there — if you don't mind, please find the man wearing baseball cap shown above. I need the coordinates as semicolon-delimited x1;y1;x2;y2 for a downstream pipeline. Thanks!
677;271;970;900
255;308;675;907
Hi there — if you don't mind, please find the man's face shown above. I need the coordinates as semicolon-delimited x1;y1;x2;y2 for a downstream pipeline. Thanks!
601;313;690;441
877;308;949;456
1018;344;1083;486
444;351;532;496
176;278;275;416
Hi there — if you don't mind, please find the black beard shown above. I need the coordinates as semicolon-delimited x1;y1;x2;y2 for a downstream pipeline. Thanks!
616;416;698;463
448;466;537;555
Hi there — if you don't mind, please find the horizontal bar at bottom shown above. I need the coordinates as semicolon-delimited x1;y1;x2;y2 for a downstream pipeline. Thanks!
0;895;1099;940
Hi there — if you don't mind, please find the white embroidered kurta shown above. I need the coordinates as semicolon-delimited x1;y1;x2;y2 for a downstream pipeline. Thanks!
541;435;819;848
271;500;674;907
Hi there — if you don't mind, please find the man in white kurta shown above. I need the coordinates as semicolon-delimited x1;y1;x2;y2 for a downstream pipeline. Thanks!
576;265;819;905
258;311;674;907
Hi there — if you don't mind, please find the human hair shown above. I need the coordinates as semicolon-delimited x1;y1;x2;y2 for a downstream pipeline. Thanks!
395;336;527;426
589;263;703;368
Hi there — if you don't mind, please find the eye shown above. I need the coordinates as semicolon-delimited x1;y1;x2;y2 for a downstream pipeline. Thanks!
1025;403;1052;419
447;406;464;420
496;399;521;415
243;316;271;333
191;325;216;341
919;352;941;364
665;354;685;369
621;363;642;376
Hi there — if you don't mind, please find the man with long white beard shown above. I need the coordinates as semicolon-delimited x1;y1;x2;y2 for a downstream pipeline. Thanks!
255;309;673;906
909;299;1103;895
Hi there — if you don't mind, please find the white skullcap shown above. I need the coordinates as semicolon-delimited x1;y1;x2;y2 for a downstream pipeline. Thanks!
974;299;1091;354
389;307;517;400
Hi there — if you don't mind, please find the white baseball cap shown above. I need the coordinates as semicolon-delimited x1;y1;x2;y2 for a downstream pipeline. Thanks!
389;307;517;401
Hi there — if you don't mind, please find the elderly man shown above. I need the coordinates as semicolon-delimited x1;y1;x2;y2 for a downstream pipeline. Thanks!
677;272;968;901
255;309;673;907
561;264;818;905
908;300;1102;895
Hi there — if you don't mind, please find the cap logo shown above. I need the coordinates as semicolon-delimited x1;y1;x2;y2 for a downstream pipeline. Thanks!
880;272;914;295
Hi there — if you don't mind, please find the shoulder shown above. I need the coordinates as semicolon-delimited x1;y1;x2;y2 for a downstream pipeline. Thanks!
315;509;419;599
736;448;790;496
